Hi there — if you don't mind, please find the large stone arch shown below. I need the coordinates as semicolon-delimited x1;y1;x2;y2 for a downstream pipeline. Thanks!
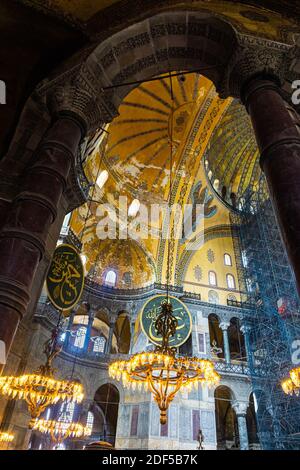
0;6;298;372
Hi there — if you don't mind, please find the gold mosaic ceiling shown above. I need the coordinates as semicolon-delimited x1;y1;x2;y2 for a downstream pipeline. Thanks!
70;72;260;288
19;1;300;43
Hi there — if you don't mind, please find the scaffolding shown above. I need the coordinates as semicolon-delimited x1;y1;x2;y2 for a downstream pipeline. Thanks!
231;176;300;450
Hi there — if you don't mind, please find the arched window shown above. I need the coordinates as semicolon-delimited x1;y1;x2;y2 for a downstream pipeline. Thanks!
208;271;217;286
60;213;71;236
227;294;237;303
105;270;117;286
224;253;232;266
208;290;219;304
226;274;236;290
74;326;87;348
86;411;94;433
213;179;220;191
93;336;106;353
59;401;75;424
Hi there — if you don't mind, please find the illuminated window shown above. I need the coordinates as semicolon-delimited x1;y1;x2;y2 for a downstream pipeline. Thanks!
59;401;75;424
86;411;94;433
226;274;236;290
96;170;109;189
105;270;117;286
224;253;232;266
208;271;217;286
60;332;66;343
93;336;106;353
74;326;87;348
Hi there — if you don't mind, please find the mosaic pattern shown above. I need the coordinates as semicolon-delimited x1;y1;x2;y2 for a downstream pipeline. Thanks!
207;249;215;264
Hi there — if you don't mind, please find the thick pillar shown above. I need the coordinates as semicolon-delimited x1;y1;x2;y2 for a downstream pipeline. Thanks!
242;77;300;296
232;401;249;450
0;117;84;372
219;321;231;364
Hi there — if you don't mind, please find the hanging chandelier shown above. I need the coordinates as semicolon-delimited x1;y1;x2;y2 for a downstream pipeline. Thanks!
30;418;91;443
0;327;84;419
0;431;14;443
109;301;220;424
281;367;300;396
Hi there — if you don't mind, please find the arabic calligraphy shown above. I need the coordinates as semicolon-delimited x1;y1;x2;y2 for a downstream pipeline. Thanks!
140;295;192;348
46;244;84;311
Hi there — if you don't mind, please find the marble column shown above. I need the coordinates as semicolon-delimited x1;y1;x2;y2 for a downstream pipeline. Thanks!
84;310;95;352
0;116;84;372
219;321;231;364
243;77;300;296
105;321;115;355
65;309;75;349
240;324;253;368
232;401;249;450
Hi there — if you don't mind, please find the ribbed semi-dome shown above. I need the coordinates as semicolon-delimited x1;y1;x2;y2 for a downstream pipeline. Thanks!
86;239;156;290
204;100;268;211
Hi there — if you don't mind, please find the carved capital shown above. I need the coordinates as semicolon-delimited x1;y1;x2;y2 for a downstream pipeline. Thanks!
219;321;230;331
45;65;119;134
219;35;293;100
240;324;252;335
232;400;248;416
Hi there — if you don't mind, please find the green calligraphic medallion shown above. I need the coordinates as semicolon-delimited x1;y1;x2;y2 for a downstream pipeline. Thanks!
140;295;192;347
46;244;85;311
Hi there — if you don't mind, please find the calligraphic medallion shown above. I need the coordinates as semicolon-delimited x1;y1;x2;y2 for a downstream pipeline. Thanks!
140;295;192;348
46;244;84;311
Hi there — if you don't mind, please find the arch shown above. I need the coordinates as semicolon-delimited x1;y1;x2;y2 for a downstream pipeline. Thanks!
227;317;246;362
224;253;232;266
246;392;260;448
226;273;236;290
74;326;87;348
208;290;219;304
214;385;239;450
87;11;238;116
104;269;117;286
94;307;110;324
114;312;131;354
93;383;120;446
208;313;223;360
208;270;217;287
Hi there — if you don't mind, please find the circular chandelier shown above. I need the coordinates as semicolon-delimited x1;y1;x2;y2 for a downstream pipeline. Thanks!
109;301;220;424
0;431;14;443
30;418;91;443
281;367;300;396
0;327;84;419
0;374;84;419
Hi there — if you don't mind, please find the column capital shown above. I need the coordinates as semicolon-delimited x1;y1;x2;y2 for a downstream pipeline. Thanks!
240;324;252;335
43;65;119;134
232;400;248;416
219;321;230;331
218;35;293;100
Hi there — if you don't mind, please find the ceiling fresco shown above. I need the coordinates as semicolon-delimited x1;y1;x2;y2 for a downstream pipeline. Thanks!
69;71;260;289
18;1;300;43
